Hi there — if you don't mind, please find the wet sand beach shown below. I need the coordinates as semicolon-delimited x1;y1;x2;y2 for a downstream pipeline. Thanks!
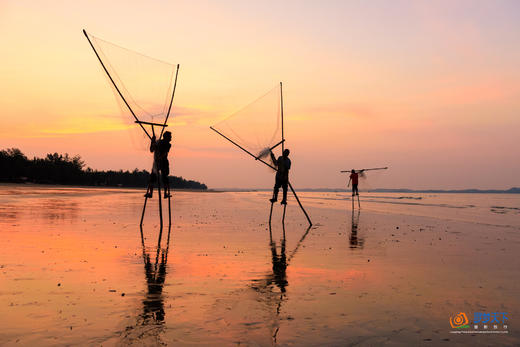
0;184;519;346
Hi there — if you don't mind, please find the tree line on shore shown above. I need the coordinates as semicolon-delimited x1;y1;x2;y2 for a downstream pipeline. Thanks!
0;148;207;190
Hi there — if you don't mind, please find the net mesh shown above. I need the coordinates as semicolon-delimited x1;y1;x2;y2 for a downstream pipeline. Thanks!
212;85;282;160
348;169;387;192
86;31;177;128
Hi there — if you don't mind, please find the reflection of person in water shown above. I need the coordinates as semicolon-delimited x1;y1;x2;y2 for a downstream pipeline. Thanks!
349;209;363;248
143;249;167;321
121;226;171;344
248;225;310;344
271;237;288;293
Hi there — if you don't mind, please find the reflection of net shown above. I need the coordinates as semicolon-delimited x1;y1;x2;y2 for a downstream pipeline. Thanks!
212;85;281;159
87;32;177;126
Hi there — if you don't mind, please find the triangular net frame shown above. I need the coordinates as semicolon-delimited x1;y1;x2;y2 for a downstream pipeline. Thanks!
84;29;177;228
211;84;283;161
210;83;312;226
83;30;179;139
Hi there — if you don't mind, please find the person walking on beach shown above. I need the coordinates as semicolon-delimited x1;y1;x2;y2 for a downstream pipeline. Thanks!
269;149;291;205
347;169;363;196
144;131;172;199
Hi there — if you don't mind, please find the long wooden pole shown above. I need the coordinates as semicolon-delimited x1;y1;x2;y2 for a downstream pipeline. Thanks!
160;64;180;139
340;167;388;173
288;182;312;226
269;139;285;152
82;29;151;139
210;127;274;168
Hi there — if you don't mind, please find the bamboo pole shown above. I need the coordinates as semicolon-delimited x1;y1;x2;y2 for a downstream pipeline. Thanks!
83;30;151;139
160;64;180;139
340;167;388;173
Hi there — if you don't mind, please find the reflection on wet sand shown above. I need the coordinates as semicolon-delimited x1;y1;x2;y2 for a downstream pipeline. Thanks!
41;199;79;221
120;224;171;345
250;224;311;343
3;187;519;345
349;209;364;249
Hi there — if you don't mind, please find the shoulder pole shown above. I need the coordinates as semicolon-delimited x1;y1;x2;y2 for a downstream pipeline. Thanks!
82;30;151;139
160;64;180;139
210;127;275;169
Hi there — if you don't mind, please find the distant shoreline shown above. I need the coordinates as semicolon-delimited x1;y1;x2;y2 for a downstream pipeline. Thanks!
212;187;520;194
0;182;211;193
2;182;519;194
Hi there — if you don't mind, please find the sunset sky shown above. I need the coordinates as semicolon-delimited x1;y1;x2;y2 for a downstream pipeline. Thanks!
1;0;519;189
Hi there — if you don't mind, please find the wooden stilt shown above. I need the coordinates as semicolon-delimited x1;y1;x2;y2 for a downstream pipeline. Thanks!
168;193;172;227
140;194;149;227
269;202;274;226
157;179;163;230
269;219;273;243
357;194;361;209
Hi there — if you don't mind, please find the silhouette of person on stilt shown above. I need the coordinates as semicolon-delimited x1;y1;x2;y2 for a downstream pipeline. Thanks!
347;169;363;197
269;149;291;205
145;131;172;199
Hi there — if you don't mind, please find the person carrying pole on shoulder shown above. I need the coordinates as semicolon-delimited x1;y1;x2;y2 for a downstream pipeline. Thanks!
269;149;291;205
347;169;363;197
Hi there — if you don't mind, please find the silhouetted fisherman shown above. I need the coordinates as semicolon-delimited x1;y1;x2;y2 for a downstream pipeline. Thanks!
144;131;172;199
347;169;363;197
269;149;291;205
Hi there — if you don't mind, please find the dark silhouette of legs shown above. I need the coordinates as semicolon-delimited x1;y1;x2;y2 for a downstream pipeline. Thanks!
281;181;288;205
271;177;288;204
271;178;282;202
160;163;171;199
145;172;157;198
352;183;359;196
